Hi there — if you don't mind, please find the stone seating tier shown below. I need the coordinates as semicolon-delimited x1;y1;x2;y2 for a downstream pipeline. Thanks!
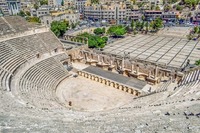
18;56;69;108
37;31;63;50
179;70;200;86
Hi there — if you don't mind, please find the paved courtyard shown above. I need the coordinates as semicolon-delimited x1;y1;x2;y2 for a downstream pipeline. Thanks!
103;34;200;68
157;27;192;38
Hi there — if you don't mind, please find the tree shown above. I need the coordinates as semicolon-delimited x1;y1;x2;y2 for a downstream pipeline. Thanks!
94;28;105;35
77;32;108;48
18;10;26;17
34;3;39;10
184;0;199;8
135;21;144;31
51;20;69;37
195;59;200;65
71;22;76;29
150;18;163;32
198;26;200;34
145;22;149;32
151;4;155;10
130;0;136;4
176;5;183;11
91;0;99;4
40;0;48;5
25;11;31;16
155;5;160;10
194;26;199;34
107;25;127;37
141;15;145;21
131;20;135;30
164;4;172;11
141;21;145;31
61;0;64;6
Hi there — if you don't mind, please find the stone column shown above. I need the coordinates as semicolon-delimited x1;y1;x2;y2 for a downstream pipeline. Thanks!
148;70;151;78
122;58;125;69
136;65;139;75
155;65;158;79
101;56;104;64
131;64;134;73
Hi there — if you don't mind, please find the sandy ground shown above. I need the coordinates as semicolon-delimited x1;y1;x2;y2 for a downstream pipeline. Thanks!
56;76;133;112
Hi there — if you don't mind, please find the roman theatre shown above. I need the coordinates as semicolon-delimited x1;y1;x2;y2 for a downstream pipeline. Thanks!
0;16;200;132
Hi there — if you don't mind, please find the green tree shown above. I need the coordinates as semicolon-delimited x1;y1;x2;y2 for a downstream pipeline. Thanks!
194;26;199;34
176;5;183;11
145;22;149;32
141;21;145;31
141;15;145;21
151;4;155;10
78;32;108;48
184;0;199;8
91;0;99;4
164;4;172;11
18;10;26;17
107;25;127;37
155;5;160;10
34;3;39;10
198;26;200;34
150;18;163;32
71;22;76;29
131;20;135;30
195;59;200;65
25;11;31;16
94;28;105;35
40;0;48;5
135;21;144;31
51;20;68;37
61;0;64;6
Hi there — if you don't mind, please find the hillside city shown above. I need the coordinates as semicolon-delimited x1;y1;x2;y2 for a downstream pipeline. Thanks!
0;0;200;133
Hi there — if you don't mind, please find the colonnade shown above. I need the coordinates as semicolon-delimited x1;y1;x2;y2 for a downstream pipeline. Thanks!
78;71;141;96
69;49;181;84
63;35;88;45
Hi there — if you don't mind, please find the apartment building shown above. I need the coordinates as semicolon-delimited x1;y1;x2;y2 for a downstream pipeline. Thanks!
75;0;86;13
144;10;162;21
30;5;50;17
84;2;140;24
0;0;9;15
64;0;75;9
48;0;57;6
162;11;179;22
0;0;20;15
40;10;80;27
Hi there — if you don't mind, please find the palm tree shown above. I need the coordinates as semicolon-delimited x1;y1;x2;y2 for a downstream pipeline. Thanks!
131;20;135;30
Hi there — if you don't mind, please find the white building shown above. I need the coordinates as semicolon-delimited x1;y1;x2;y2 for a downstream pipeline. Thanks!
40;11;80;27
84;2;140;24
48;0;57;6
0;0;21;15
75;0;86;13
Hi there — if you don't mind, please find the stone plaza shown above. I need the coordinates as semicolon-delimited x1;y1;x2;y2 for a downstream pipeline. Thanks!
103;34;200;69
